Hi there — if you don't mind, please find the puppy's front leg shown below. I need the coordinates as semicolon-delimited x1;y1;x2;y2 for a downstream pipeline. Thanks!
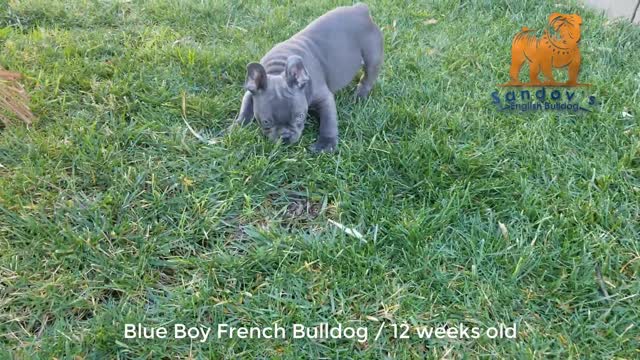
310;92;338;153
235;91;254;126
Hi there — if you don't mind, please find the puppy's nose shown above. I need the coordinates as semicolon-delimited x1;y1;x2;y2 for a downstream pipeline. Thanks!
280;129;294;144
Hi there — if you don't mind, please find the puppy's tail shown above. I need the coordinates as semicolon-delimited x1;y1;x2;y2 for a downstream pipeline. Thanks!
353;2;369;11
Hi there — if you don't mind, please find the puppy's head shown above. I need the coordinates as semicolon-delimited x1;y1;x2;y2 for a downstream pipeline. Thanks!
244;55;309;144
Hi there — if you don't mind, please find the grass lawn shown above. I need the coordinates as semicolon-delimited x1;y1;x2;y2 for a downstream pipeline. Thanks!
1;0;639;357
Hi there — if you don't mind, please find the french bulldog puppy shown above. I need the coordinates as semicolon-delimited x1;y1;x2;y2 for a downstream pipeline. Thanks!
235;3;383;152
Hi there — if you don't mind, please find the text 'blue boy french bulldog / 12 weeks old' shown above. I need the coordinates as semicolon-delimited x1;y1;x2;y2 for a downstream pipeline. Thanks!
235;3;383;152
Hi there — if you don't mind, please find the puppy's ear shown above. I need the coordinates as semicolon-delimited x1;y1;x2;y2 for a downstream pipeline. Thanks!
548;13;566;31
245;63;267;93
285;55;309;89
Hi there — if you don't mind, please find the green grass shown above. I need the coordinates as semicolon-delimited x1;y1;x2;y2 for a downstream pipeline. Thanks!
1;0;639;357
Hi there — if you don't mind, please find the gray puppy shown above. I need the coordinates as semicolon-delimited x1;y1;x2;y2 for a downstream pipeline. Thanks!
235;3;383;152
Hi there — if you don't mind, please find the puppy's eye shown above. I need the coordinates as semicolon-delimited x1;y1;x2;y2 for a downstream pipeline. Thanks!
261;118;273;127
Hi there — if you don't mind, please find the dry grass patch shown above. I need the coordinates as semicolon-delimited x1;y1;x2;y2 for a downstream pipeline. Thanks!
0;69;34;126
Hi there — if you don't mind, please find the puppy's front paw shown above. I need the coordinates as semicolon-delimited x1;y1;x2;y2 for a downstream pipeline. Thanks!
310;137;337;153
355;83;372;99
234;114;253;127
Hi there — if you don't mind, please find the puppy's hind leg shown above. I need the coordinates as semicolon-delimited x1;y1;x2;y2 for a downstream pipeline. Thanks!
356;27;384;99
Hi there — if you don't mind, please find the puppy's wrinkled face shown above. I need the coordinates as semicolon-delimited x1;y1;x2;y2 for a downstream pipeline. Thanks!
252;76;308;144
245;56;310;144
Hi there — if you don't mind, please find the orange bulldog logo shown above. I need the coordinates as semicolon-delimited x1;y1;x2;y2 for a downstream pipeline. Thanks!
501;13;589;87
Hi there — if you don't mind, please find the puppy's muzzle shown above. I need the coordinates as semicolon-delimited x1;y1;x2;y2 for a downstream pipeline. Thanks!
279;129;296;144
